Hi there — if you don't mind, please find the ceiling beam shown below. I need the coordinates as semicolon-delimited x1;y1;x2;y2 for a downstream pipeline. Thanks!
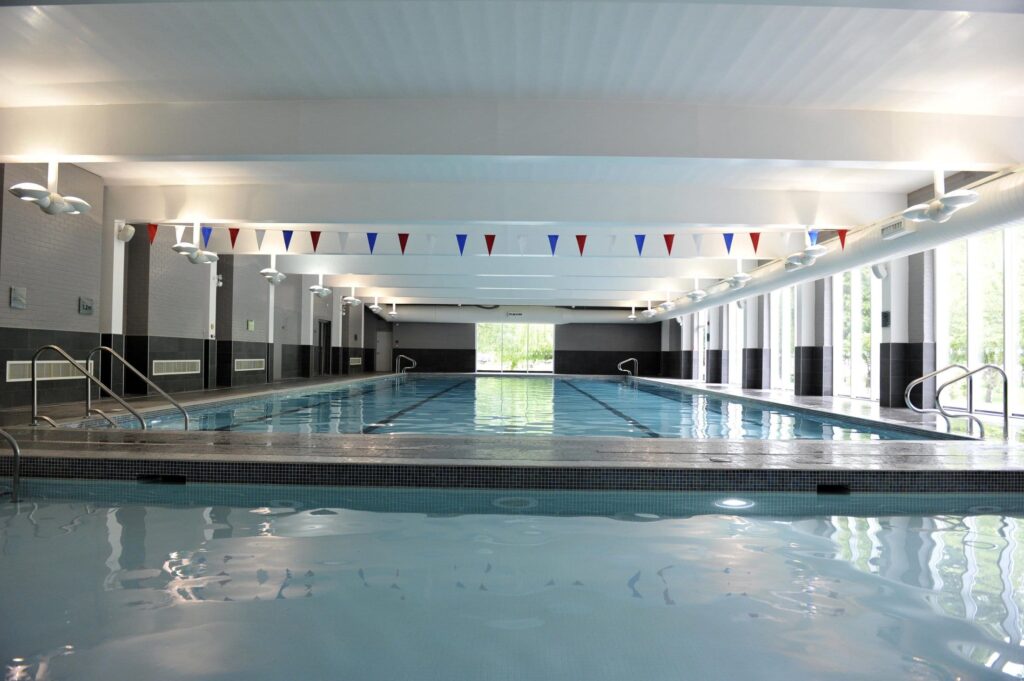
107;180;903;228
2;99;1021;168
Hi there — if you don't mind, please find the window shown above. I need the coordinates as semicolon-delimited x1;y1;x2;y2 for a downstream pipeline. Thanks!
936;228;1019;414
770;285;796;390
832;267;880;400
475;323;554;373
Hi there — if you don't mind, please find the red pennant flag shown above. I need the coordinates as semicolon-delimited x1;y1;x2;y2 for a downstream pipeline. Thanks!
228;227;239;248
837;229;848;249
749;232;761;253
310;231;321;252
398;233;409;254
576;234;587;255
663;233;675;255
147;223;158;245
484;234;496;255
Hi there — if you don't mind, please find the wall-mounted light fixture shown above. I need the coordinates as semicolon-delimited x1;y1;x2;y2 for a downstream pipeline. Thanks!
8;162;91;216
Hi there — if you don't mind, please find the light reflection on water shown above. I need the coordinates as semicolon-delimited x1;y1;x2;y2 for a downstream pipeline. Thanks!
3;487;1024;680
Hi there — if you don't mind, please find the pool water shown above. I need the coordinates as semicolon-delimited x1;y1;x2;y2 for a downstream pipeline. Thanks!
2;482;1024;680
125;375;935;440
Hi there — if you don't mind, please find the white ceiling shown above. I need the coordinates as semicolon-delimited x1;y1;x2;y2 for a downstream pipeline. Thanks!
2;1;1023;115
2;0;1022;307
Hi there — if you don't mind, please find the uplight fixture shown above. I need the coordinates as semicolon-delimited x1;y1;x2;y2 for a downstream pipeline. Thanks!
368;297;382;313
627;306;637;321
388;303;398;317
640;300;657;318
342;286;361;305
8;163;91;216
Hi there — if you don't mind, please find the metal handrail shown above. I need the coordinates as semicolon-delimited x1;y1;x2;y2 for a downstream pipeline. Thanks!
87;346;190;430
0;428;19;503
617;357;638;377
31;345;146;430
936;364;1010;441
904;364;972;433
395;355;417;375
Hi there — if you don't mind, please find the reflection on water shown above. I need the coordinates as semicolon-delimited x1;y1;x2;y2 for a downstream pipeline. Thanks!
3;489;1024;680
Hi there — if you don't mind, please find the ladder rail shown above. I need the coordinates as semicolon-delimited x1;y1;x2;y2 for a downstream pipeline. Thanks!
31;345;146;430
936;364;1009;441
0;427;19;503
395;355;417;375
617;357;638;377
87;346;190;430
904;363;972;433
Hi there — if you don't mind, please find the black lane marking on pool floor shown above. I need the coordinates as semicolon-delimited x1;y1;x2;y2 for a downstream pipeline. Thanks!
214;382;393;431
561;380;660;438
362;379;473;434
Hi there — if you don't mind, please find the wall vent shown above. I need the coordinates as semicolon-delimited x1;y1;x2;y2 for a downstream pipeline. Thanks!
152;359;202;376
6;359;94;383
879;218;914;241
349;356;363;366
235;358;266;372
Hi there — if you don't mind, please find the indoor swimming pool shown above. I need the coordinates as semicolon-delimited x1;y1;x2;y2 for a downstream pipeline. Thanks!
3;481;1024;681
80;375;946;440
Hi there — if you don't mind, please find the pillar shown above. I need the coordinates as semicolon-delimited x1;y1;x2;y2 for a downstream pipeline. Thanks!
660;319;683;378
795;278;833;396
679;314;696;379
330;289;345;375
880;252;936;408
99;218;126;394
342;302;365;374
706;305;728;384
742;294;771;389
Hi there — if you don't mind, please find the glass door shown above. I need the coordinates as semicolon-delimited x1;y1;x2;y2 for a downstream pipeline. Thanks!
476;323;555;373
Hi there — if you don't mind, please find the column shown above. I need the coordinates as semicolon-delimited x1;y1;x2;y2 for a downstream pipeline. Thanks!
742;294;771;389
100;218;126;394
705;305;728;384
679;314;696;379
330;289;345;375
342;302;365;374
795;278;833;396
660;319;683;378
880;252;936;408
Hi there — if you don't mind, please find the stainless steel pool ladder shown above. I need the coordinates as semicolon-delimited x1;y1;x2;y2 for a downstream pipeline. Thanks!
905;364;975;434
935;364;1009;441
86;346;190;430
395;355;417;375
32;345;146;429
0;428;19;503
617;357;638;378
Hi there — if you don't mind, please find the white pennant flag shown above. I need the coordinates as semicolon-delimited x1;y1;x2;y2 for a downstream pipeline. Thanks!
254;229;267;252
427;234;436;254
608;234;617;252
337;232;348;254
691;233;703;256
174;225;186;244
517;234;527;255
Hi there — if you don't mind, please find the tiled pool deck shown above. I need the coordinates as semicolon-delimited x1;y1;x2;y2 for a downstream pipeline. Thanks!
2;373;1023;493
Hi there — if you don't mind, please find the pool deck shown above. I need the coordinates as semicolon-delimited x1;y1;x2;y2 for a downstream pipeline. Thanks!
2;373;1024;493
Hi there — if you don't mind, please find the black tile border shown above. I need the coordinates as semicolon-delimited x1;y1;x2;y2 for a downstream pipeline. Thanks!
6;456;1024;493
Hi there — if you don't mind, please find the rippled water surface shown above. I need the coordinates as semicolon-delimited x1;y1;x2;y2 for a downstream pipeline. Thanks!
3;482;1024;680
127;376;931;439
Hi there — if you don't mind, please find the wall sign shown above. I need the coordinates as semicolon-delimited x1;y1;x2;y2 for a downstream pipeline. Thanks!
78;297;94;315
9;287;26;310
246;320;256;331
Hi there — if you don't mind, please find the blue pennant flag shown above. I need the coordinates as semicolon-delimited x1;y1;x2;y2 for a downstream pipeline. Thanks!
634;234;646;256
282;230;293;251
201;225;213;247
367;232;378;254
456;233;467;255
723;233;734;254
808;229;819;246
548;234;559;255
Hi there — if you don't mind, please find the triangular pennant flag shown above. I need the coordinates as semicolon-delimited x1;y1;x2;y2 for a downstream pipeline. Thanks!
837;229;848;250
147;223;158;245
749;232;761;253
367;232;378;254
228;227;240;248
254;229;266;252
517;234;526;255
723;233;734;254
484;234;496;255
174;225;186;244
427;234;436;254
663;233;675;255
808;229;819;246
634;234;646;256
201;225;213;247
576;234;587;255
692;233;703;256
398;233;409;254
282;230;294;251
456;234;468;255
548;234;559;255
337;232;348;253
310;231;321;252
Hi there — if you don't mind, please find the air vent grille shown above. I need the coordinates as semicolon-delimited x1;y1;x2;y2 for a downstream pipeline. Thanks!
349;356;363;366
6;359;94;383
234;358;266;372
152;359;201;376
